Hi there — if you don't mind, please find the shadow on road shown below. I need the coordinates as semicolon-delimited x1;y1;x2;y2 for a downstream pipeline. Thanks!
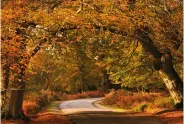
69;111;166;124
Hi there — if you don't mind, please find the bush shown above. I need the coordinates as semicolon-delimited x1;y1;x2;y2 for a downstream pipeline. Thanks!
23;101;40;114
23;90;61;115
61;90;105;100
36;94;48;107
150;96;174;108
134;103;148;112
40;90;63;102
83;91;105;98
102;90;175;113
102;90;159;109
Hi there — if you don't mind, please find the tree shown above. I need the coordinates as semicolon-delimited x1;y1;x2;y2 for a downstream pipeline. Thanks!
73;0;183;106
1;0;183;119
1;0;51;118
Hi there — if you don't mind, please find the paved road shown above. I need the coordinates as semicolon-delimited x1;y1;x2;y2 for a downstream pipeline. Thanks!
60;98;117;115
60;98;166;124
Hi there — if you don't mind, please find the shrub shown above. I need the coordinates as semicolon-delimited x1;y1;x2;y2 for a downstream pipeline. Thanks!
102;90;175;113
134;103;148;112
23;101;40;114
36;94;48;107
102;90;161;109
150;96;174;108
61;90;105;100
24;92;39;101
84;90;105;98
23;90;60;115
40;90;63;102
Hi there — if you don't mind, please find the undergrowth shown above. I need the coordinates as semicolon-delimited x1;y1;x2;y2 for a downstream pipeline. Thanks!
61;90;105;100
102;89;174;113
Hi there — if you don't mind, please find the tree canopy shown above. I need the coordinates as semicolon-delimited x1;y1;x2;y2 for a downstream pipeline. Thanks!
1;0;183;118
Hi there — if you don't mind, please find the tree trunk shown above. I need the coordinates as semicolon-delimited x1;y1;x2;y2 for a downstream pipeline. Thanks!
159;53;183;106
44;76;50;90
2;63;10;91
102;70;111;92
135;28;183;107
1;63;10;118
2;36;47;120
159;71;183;106
8;89;26;119
7;63;29;119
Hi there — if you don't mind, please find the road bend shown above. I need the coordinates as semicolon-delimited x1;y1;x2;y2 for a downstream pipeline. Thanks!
60;98;165;124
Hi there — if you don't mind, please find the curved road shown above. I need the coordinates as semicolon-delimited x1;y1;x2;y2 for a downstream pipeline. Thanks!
60;98;114;115
60;98;166;124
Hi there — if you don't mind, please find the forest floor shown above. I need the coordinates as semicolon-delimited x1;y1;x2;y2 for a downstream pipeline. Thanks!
1;100;183;124
155;109;183;124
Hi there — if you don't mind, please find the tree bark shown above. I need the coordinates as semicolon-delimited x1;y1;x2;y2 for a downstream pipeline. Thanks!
135;28;183;107
1;63;10;118
8;89;25;119
2;63;10;91
44;75;50;90
159;52;183;106
102;70;111;92
6;63;27;119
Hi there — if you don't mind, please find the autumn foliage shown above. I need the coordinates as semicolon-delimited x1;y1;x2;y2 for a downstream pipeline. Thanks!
1;0;183;120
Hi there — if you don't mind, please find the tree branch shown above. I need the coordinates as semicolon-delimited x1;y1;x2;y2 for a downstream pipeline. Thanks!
29;38;47;58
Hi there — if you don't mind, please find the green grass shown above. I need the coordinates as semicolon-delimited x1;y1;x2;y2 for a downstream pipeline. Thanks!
45;101;62;112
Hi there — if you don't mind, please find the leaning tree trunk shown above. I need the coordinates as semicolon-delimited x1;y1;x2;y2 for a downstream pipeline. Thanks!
159;53;183;106
135;28;183;107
